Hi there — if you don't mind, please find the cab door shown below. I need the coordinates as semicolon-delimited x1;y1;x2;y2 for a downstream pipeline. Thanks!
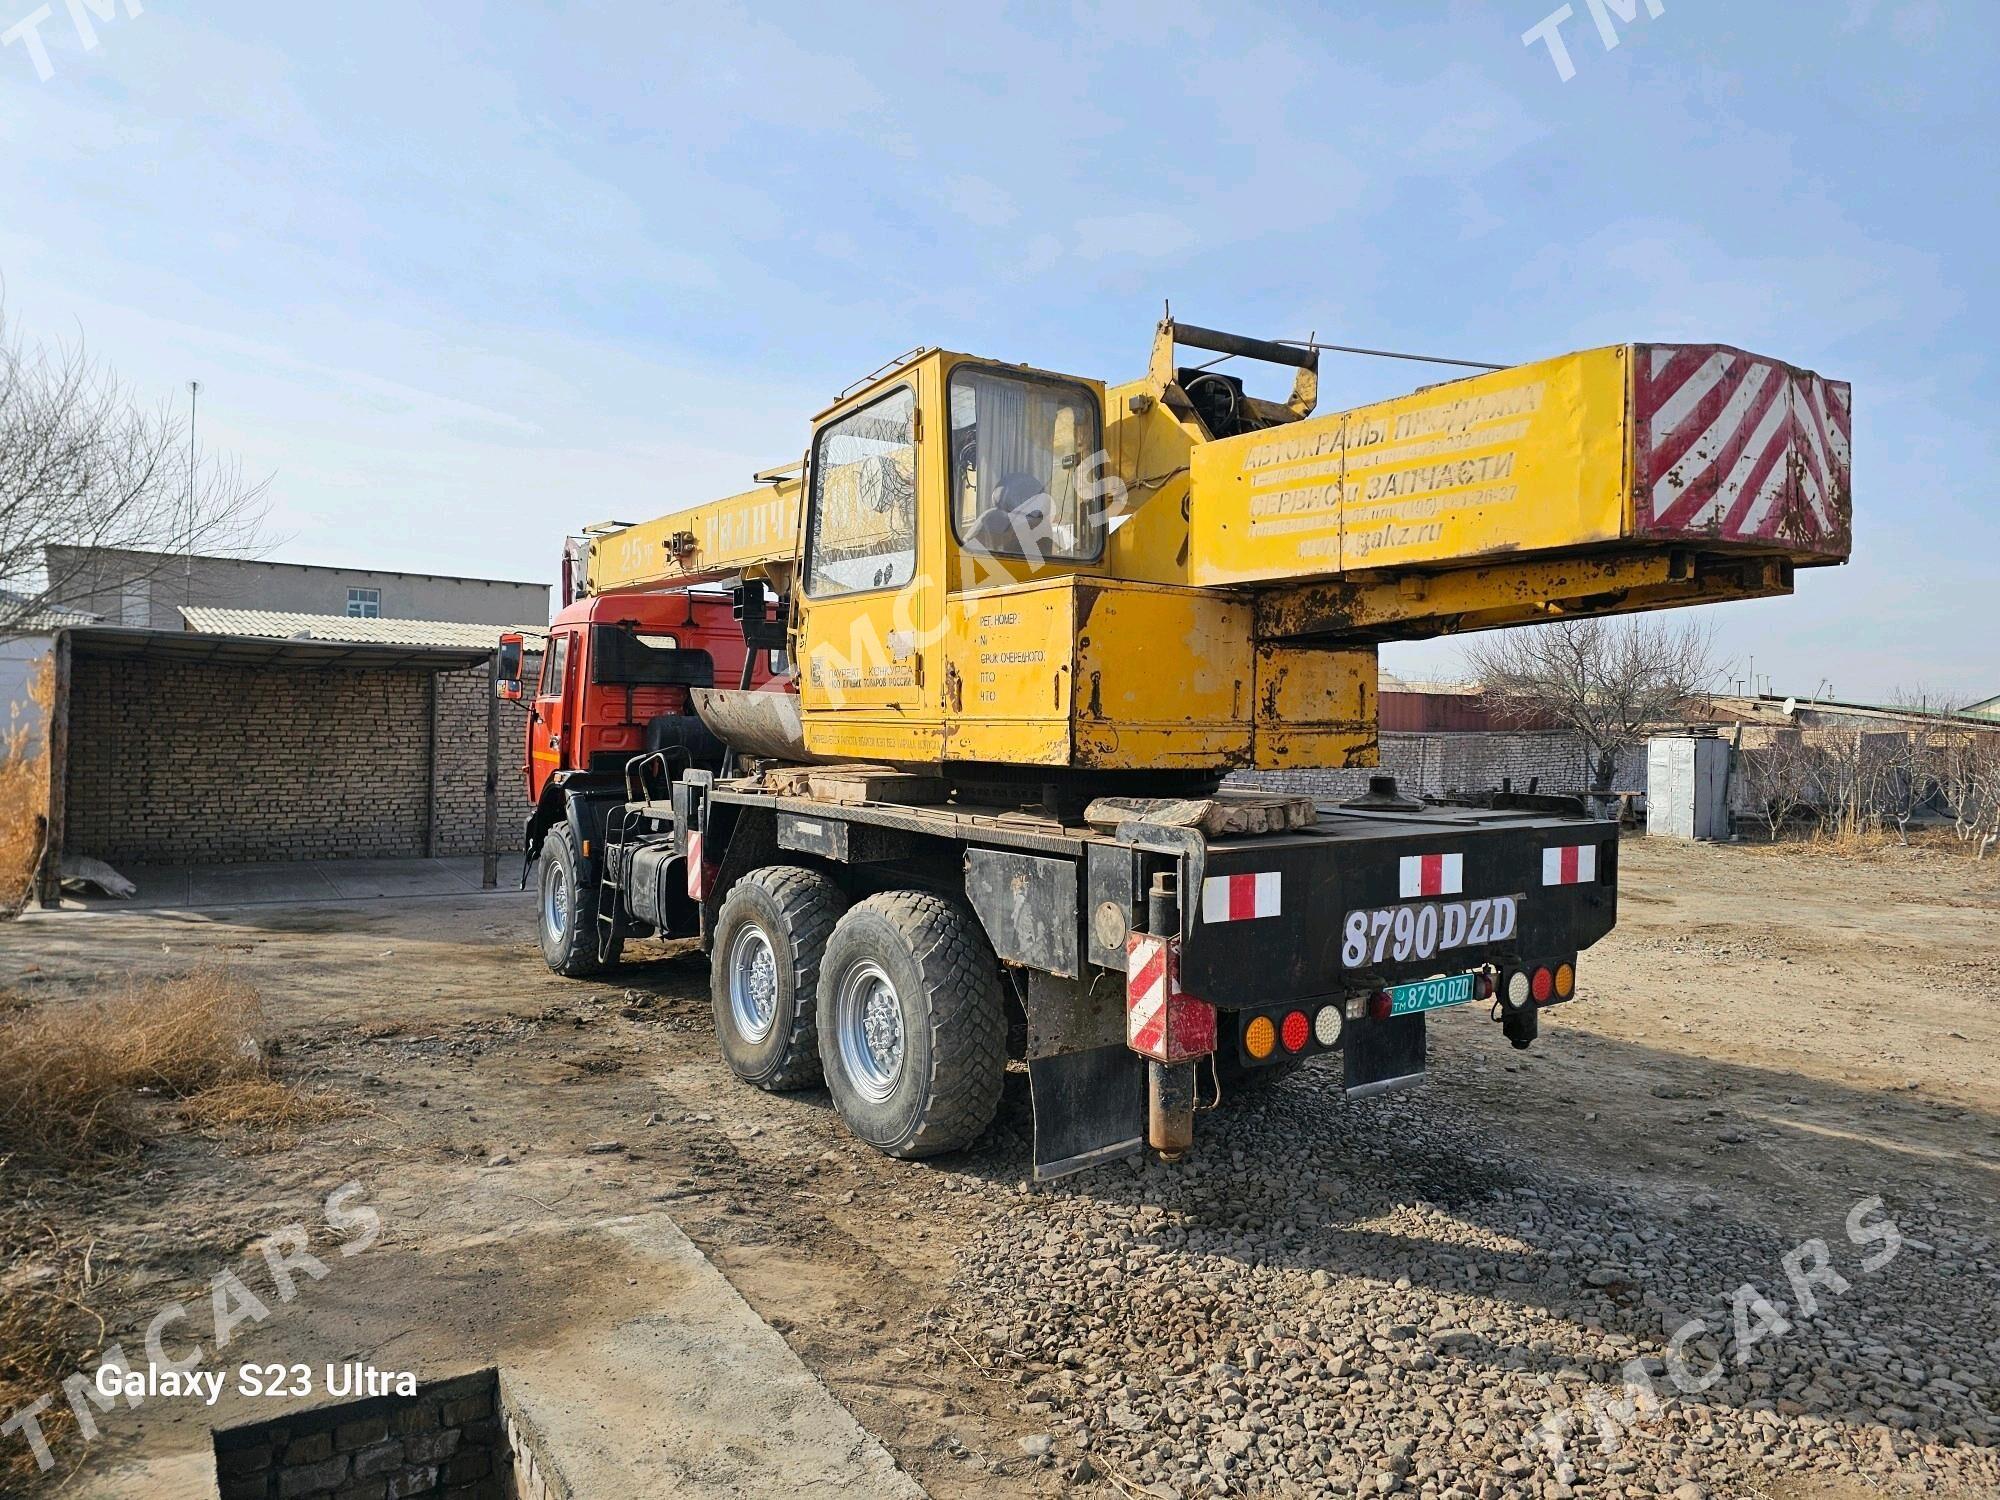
794;369;945;763
529;629;576;794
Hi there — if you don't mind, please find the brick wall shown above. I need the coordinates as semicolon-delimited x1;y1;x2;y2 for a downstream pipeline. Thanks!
64;655;534;867
430;661;538;857
1236;731;1648;801
212;1368;507;1500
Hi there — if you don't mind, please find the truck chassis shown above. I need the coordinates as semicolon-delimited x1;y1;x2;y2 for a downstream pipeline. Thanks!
534;766;1616;1178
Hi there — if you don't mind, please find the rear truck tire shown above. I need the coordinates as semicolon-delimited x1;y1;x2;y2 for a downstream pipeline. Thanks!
818;891;1007;1159
710;866;846;1091
539;825;620;977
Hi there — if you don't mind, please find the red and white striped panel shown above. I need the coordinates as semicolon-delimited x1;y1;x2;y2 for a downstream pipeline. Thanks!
686;830;709;900
1201;871;1281;923
1633;344;1851;553
1542;843;1597;886
1126;932;1172;1056
1398;852;1463;898
1124;933;1215;1062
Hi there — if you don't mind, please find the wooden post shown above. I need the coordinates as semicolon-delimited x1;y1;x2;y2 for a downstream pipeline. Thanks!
481;650;500;889
36;631;72;910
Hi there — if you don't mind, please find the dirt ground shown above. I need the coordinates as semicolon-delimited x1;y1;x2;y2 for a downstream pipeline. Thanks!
2;834;1996;1498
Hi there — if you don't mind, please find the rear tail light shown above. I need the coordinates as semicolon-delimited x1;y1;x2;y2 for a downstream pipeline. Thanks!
1368;990;1393;1023
1244;1015;1276;1059
1555;962;1575;999
1505;970;1531;1007
1280;1010;1310;1053
1474;970;1494;1000
1531;967;1554;1003
1313;1004;1341;1047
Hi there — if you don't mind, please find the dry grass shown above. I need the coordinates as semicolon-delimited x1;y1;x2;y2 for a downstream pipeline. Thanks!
177;1077;347;1149
1;653;53;916
0;968;343;1486
0;968;337;1161
0;1206;98;1489
1742;823;1983;866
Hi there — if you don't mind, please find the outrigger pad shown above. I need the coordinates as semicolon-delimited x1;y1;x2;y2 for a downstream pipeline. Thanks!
1028;1044;1145;1180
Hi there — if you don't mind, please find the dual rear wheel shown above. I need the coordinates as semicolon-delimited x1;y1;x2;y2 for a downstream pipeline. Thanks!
710;870;1005;1158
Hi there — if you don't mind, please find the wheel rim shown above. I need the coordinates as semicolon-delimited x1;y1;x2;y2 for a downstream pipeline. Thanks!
543;858;569;941
836;959;904;1104
728;923;780;1043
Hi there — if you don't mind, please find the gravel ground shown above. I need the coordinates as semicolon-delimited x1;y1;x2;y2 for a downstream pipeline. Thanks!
11;838;1998;1498
938;1065;2000;1498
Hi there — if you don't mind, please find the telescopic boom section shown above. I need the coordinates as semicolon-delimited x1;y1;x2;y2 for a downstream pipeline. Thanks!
1188;341;1851;642
586;476;803;596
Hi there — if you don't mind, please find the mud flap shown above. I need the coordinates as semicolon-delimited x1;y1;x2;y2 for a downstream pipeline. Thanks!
1028;1044;1145;1180
1344;1013;1427;1098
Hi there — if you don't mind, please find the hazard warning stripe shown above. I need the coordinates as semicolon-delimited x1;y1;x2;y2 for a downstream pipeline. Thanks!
1199;872;1281;923
1398;852;1464;898
1542;844;1598;886
1125;932;1170;1055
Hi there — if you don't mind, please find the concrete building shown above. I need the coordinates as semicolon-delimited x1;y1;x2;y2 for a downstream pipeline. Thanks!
34;621;542;905
43;547;549;632
19;594;549;904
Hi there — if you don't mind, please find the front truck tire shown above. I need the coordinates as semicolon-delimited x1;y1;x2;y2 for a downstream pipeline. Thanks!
710;866;847;1091
539;824;620;977
818;891;1006;1159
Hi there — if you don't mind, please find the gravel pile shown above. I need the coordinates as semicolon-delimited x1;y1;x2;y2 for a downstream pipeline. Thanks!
935;1066;2000;1498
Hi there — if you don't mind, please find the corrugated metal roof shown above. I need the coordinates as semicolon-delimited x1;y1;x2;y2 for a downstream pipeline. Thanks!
1962;694;2000;718
1;588;103;632
66;625;497;672
179;607;546;649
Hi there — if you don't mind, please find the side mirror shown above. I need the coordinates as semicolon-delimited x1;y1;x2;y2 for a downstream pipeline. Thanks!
496;633;524;700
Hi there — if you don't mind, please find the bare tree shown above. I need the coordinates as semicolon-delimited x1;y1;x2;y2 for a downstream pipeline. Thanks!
0;302;268;637
1741;730;1820;839
1465;616;1718;794
1937;727;2000;860
1880;688;1956;845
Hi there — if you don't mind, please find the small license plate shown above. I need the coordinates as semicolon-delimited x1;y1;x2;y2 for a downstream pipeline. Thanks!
1388;973;1475;1016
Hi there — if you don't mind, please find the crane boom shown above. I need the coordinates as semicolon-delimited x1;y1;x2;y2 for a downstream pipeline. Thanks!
575;320;1849;775
1190;343;1849;588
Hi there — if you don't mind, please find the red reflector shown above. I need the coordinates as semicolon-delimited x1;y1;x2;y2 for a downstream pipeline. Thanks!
1280;1010;1309;1053
1531;967;1554;1003
1368;990;1393;1023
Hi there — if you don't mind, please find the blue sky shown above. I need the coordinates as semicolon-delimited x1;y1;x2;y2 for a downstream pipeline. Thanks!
0;0;1991;701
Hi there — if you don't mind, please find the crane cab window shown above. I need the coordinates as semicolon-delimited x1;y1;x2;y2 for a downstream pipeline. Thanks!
950;368;1103;565
538;633;570;697
805;386;918;596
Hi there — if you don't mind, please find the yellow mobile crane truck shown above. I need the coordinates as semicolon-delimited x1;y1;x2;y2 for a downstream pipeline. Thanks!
508;319;1851;1177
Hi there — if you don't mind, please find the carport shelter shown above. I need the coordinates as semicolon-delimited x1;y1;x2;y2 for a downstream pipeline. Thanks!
35;626;517;907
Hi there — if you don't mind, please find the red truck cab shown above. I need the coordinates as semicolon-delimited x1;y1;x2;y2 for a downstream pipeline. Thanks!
515;590;783;804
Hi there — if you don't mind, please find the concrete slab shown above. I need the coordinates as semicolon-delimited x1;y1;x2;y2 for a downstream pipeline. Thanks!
75;1211;926;1500
50;857;498;913
503;1215;928;1499
317;858;484;900
183;860;340;906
